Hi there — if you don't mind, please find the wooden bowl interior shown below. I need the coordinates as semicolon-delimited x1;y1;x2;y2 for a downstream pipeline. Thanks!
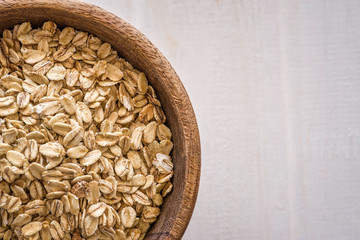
0;1;200;239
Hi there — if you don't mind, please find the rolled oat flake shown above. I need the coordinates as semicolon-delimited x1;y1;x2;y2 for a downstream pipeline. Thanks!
0;21;174;239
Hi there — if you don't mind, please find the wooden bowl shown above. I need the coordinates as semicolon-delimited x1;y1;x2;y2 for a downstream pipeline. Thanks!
0;0;201;239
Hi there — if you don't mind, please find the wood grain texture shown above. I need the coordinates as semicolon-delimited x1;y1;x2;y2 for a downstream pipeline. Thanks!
82;1;360;240
0;0;201;239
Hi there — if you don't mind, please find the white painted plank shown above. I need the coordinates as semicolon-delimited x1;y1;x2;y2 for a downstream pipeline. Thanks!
83;1;360;239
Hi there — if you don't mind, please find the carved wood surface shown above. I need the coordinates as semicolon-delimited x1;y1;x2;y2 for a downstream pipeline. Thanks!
0;1;201;239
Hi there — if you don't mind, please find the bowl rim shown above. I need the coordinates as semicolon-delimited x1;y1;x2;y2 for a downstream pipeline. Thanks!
0;0;201;239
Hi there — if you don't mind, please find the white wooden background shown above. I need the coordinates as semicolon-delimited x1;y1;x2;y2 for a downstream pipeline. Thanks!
84;0;360;239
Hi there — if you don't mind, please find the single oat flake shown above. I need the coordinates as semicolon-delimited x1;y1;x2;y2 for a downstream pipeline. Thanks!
0;21;174;240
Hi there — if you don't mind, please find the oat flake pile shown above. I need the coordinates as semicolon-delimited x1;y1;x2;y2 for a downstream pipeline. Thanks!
0;21;174;240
